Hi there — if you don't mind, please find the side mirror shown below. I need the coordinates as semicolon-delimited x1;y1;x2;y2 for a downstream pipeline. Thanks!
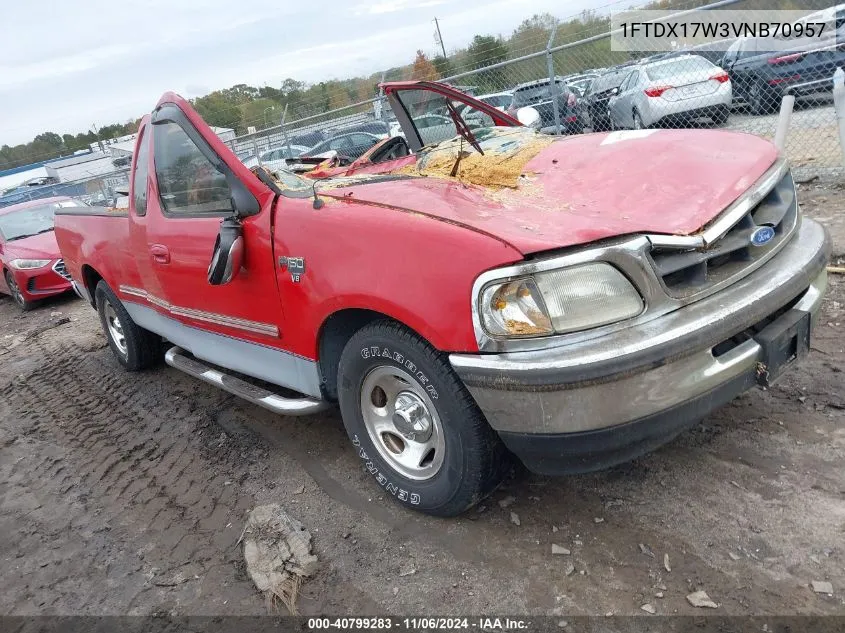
610;87;620;96
207;216;244;285
516;106;542;129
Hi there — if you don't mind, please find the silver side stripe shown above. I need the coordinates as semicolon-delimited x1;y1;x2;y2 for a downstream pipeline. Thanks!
119;285;279;337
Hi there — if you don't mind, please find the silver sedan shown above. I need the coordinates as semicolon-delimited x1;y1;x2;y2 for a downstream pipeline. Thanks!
608;55;733;129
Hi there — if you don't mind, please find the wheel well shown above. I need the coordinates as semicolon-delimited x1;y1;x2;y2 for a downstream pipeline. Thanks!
317;308;396;402
80;265;103;307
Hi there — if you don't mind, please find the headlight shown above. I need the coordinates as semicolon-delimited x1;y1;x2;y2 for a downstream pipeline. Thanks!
10;259;51;270
479;263;643;338
480;278;553;337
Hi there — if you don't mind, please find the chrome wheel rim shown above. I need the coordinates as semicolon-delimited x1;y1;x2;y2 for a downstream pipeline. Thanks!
104;301;128;356
359;365;445;481
6;275;24;307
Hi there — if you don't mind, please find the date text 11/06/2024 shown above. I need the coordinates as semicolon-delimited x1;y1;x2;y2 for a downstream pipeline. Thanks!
307;618;530;630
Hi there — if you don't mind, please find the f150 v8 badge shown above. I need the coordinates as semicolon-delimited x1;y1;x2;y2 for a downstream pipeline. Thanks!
279;256;305;282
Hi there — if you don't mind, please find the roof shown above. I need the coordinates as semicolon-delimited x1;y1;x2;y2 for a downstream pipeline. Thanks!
47;152;109;169
640;53;706;68
0;196;71;216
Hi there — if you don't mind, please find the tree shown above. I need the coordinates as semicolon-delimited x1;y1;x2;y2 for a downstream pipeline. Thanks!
466;35;509;92
410;50;438;81
192;92;243;131
432;55;453;79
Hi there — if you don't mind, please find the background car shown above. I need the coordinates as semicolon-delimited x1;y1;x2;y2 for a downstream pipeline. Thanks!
506;78;581;134
720;32;845;114
302;132;385;161
462;91;513;127
608;55;732;129
564;73;599;97
328;121;390;137
577;68;632;131
257;144;310;171
0;196;85;310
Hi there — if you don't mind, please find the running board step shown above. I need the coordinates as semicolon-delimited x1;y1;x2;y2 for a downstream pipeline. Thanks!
165;346;329;416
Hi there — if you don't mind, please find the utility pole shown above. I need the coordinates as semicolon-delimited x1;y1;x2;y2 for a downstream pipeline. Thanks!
91;123;104;153
433;17;447;59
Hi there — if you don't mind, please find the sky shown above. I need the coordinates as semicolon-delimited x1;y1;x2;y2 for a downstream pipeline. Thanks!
0;0;618;147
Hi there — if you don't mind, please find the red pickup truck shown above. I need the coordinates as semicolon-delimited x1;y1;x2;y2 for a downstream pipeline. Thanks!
55;82;829;516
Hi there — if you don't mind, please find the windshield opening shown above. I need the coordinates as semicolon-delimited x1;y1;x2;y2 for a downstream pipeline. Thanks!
0;200;83;241
393;89;503;148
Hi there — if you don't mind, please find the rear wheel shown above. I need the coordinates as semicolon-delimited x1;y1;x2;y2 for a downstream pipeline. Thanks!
337;321;510;516
633;110;645;130
750;81;777;115
95;281;161;371
4;271;36;311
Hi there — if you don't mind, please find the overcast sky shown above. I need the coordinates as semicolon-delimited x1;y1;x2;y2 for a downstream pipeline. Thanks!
1;0;621;146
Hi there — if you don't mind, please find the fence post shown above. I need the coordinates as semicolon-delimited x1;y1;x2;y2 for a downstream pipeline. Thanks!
546;22;561;136
773;95;795;152
281;103;292;157
833;68;845;172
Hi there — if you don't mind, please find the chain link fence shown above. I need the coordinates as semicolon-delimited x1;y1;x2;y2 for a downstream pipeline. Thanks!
220;0;845;182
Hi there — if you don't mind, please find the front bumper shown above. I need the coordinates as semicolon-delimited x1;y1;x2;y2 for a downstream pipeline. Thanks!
11;262;73;301
450;218;829;475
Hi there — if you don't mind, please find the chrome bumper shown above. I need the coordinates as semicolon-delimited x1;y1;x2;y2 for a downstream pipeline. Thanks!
450;219;830;435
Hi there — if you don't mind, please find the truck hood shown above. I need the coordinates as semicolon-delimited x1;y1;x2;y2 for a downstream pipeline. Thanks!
321;128;778;255
3;229;60;260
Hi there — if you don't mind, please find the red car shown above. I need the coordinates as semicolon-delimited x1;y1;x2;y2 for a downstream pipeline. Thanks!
54;82;829;516
0;196;82;311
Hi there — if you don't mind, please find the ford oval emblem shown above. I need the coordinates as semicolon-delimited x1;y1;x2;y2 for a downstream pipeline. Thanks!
750;226;776;247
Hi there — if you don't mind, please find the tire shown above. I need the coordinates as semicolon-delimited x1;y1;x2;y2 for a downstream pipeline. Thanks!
336;320;510;517
4;271;36;311
95;280;161;371
633;110;645;130
750;81;777;115
712;105;730;126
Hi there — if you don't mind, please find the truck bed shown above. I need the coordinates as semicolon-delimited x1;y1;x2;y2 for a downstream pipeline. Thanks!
53;208;134;303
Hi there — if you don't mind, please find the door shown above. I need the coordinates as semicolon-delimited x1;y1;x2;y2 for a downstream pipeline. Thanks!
609;70;636;127
129;97;318;394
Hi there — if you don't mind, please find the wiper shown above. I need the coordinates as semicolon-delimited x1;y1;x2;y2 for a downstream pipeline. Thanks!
444;99;483;156
8;228;54;241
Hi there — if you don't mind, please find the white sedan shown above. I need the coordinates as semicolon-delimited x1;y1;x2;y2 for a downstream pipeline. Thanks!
608;55;732;130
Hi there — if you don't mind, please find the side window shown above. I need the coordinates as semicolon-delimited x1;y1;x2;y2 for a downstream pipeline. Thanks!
133;127;150;216
153;121;232;216
328;136;346;151
352;134;377;147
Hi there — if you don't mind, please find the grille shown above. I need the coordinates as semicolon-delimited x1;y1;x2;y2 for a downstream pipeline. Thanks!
649;172;798;299
52;259;72;281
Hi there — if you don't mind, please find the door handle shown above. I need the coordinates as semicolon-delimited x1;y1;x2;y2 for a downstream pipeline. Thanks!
150;244;170;264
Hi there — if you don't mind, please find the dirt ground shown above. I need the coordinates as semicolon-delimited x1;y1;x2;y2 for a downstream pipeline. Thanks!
1;185;845;618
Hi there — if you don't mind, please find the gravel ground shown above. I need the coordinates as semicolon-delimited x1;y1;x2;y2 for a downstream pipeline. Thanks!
1;186;844;617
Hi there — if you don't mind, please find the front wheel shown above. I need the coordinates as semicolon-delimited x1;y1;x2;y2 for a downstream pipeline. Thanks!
95;281;161;371
4;271;36;311
337;321;510;516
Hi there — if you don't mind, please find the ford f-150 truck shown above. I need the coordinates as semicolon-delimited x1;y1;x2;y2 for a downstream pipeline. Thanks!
54;82;830;517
